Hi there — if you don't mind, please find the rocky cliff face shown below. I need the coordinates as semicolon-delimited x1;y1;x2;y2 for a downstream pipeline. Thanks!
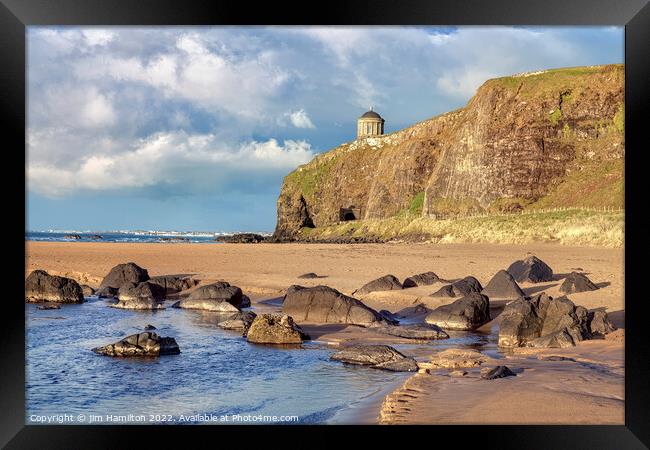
274;65;624;240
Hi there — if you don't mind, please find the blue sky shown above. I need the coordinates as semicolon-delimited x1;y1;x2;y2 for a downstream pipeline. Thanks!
26;26;623;232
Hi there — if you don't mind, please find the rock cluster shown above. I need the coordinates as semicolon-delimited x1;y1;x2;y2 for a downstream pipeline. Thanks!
25;270;84;303
498;293;616;348
216;233;267;243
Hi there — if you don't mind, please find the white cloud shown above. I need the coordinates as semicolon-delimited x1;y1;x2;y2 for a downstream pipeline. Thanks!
27;131;314;197
287;109;315;129
81;29;116;47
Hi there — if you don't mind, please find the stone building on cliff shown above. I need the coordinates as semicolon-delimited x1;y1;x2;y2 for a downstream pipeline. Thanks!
357;107;385;138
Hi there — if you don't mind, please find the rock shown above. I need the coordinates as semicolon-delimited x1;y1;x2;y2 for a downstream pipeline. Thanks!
402;272;441;288
354;274;403;295
92;332;180;357
499;293;595;348
396;303;431;317
95;286;119;299
37;304;61;310
371;323;449;340
144;324;157;330
81;285;96;297
481;365;516;380
159;237;190;243
330;344;418;372
215;233;267;243
172;298;239;312
588;310;616;336
217;311;257;332
450;370;468;377
25;270;84;303
246;314;310;344
297;272;322;279
148;275;198;294
527;329;576;348
118;281;165;302
430;276;482;298
481;269;525;300
240;295;251;308
89;234;102;240
282;285;388;327
64;234;81;240
497;297;543;347
559;272;599;294
186;282;245;308
99;262;149;289
424;293;490;330
285;284;305;297
427;348;487;369
506;256;554;283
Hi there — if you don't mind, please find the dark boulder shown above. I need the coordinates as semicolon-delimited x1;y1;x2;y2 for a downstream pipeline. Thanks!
481;269;525;300
497;297;543;347
403;272;441;288
144;324;157;330
92;332;180;356
99;262;149;289
186;282;245;307
588;310;617;336
282;285;388;327
25;270;84;303
371;323;449;340
149;275;198;294
81;285;96;297
113;282;166;310
246;314;310;344
425;293;491;330
559;272;599;294
507;256;554;283
396;303;431;318
330;344;418;372
481;365;516;380
64;234;81;240
354;274;403;295
297;272;323;279
430;276;482;298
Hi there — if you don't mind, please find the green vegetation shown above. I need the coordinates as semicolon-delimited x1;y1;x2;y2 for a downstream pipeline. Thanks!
427;197;483;217
284;150;344;199
299;208;623;247
549;108;562;125
408;192;425;215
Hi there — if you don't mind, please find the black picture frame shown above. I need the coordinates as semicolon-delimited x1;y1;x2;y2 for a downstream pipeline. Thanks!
3;0;649;447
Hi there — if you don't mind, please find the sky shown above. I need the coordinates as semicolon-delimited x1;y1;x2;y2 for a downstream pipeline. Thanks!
26;26;623;232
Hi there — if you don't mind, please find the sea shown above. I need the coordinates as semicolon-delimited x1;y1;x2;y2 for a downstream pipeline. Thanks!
26;230;271;244
25;297;499;425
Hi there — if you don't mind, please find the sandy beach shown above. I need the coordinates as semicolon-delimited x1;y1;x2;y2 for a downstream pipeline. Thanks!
26;241;624;424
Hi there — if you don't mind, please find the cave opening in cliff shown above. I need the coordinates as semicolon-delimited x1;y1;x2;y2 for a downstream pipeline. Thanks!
340;207;359;221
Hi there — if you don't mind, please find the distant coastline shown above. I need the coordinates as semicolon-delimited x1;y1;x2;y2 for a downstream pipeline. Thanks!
26;230;273;244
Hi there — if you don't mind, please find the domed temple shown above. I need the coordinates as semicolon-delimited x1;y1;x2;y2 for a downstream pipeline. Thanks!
356;107;385;138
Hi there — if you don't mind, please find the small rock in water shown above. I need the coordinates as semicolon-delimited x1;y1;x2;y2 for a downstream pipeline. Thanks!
144;324;157;330
217;311;257;333
372;323;449;340
246;314;309;344
37;304;61;310
481;365;516;380
81;285;96;297
92;332;180;357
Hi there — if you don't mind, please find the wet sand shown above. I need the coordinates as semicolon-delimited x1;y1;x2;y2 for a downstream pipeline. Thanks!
26;241;624;424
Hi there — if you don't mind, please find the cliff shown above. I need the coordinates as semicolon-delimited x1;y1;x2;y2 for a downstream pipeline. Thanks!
273;64;624;241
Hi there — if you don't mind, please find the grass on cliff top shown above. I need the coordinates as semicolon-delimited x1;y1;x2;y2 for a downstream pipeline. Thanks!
299;208;624;248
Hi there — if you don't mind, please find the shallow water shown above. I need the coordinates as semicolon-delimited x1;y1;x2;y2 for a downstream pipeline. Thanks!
26;298;499;425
